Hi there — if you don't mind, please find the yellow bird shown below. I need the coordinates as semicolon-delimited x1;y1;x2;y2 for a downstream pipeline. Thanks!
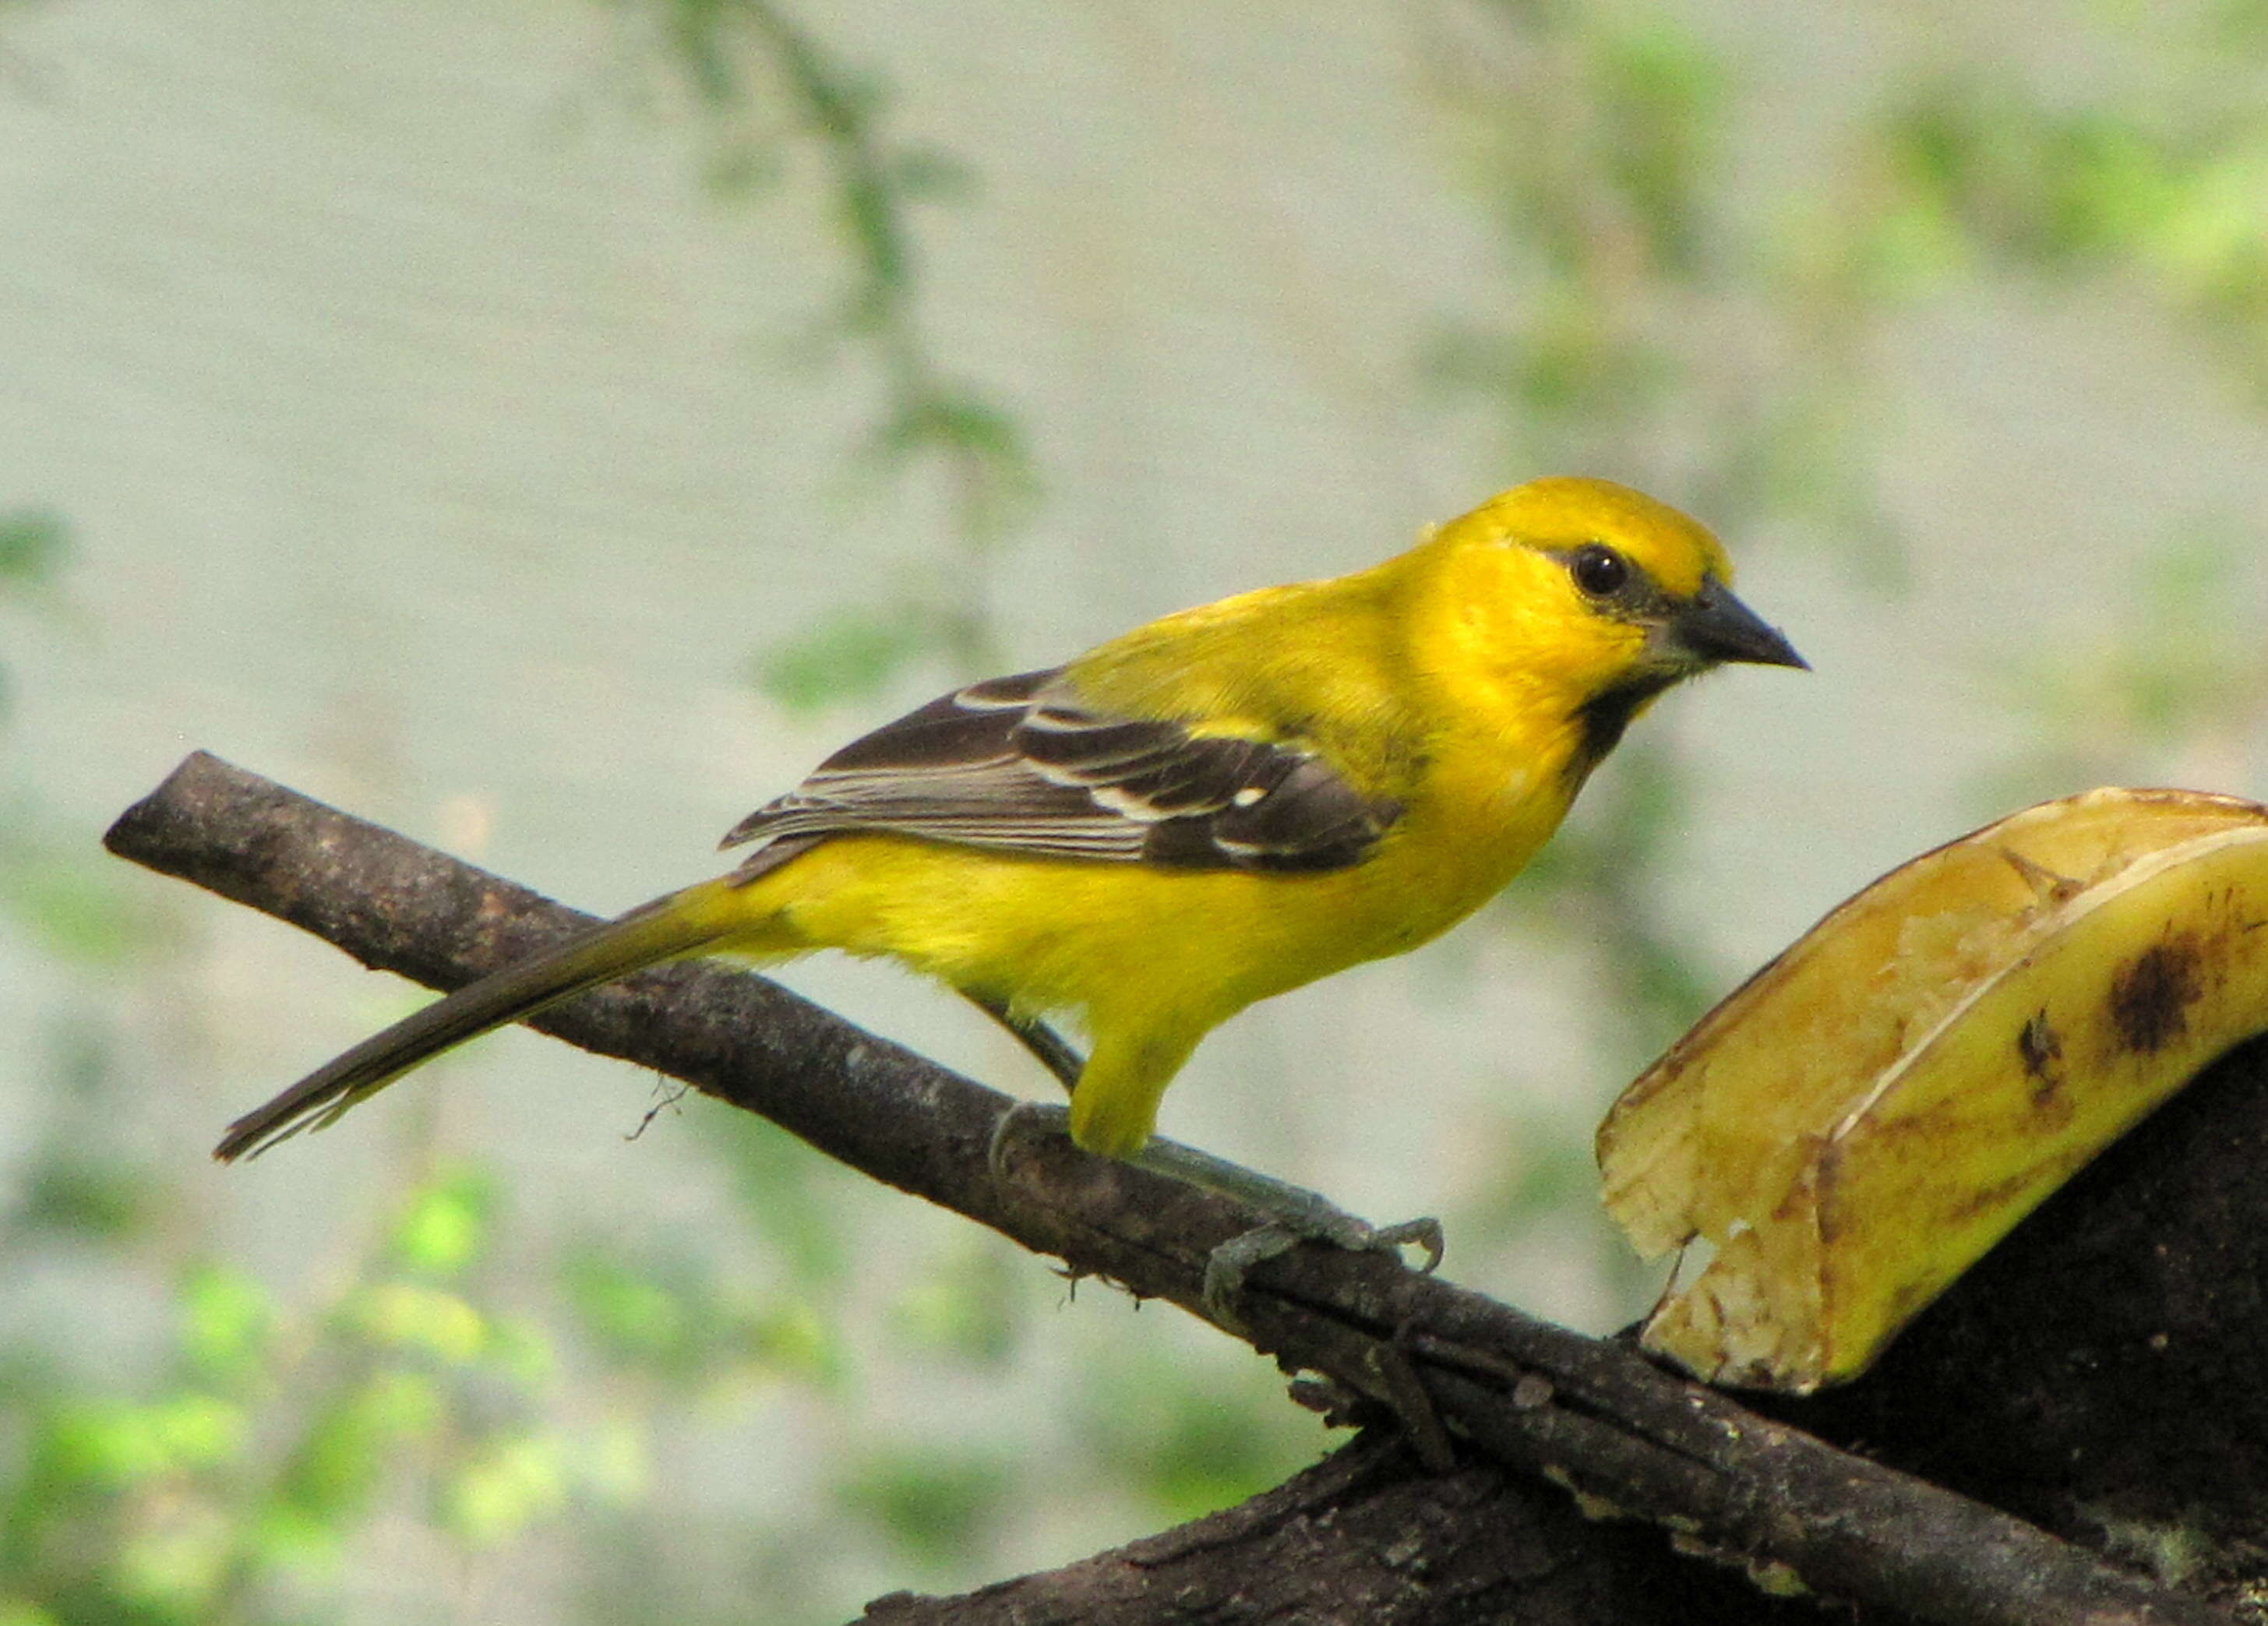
217;477;1802;1173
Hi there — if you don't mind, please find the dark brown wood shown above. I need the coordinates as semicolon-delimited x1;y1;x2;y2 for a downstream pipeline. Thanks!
857;1430;1825;1626
107;752;2249;1626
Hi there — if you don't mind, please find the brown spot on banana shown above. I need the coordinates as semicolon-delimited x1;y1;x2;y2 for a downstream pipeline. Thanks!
2016;1011;2065;1109
2108;933;2203;1056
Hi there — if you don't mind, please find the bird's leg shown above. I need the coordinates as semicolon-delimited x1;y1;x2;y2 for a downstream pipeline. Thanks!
965;993;1088;1178
961;989;1443;1320
963;990;1083;1093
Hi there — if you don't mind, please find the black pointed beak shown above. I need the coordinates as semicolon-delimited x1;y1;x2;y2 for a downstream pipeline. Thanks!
1670;577;1807;671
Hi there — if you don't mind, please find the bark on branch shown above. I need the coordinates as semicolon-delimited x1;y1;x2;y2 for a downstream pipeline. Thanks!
107;753;2253;1626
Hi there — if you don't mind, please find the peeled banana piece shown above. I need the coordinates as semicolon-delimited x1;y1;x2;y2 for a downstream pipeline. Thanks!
1598;786;2268;1392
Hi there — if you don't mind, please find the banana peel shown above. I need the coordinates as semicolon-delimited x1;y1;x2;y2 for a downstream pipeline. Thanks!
1598;786;2268;1392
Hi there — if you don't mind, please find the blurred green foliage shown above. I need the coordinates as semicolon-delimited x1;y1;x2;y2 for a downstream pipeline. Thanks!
0;513;142;967
614;0;1035;713
1988;523;2268;805
0;511;65;596
1070;1346;1333;1526
562;1237;841;1389
0;1165;837;1624
836;1448;1011;1573
0;510;66;732
1425;7;1899;559
1870;76;2268;386
5;1173;505;1620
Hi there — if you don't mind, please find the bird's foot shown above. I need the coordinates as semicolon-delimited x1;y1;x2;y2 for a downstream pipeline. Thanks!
1130;1137;1441;1325
1197;1213;1444;1323
986;1102;1444;1326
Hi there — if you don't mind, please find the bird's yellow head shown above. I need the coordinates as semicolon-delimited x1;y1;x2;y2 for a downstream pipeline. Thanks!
1404;476;1804;775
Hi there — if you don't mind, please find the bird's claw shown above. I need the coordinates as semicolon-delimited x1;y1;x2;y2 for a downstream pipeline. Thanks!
1201;1211;1444;1324
1369;1215;1447;1276
987;1099;1071;1179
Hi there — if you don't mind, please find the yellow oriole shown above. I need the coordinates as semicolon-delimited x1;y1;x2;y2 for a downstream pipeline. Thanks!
216;476;1801;1166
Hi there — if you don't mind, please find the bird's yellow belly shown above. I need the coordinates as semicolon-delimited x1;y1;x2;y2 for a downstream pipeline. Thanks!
711;764;1574;1157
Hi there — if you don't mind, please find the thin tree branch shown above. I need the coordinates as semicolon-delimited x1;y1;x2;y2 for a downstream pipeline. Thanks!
106;752;2232;1626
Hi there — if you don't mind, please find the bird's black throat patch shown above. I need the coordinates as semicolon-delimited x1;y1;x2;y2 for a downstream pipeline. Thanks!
1568;675;1679;785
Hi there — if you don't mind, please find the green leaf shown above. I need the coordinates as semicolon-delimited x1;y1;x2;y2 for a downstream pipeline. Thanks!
387;1168;494;1276
1593;25;1721;272
342;1281;488;1364
483;1314;559;1388
755;606;932;713
1;855;140;965
838;1448;1007;1570
562;1240;841;1388
178;1264;273;1381
145;1393;248;1471
563;1248;691;1367
886;1245;1017;1365
1075;1353;1321;1523
443;1434;568;1549
578;1413;651;1508
872;389;1023;462
891;145;975;202
661;0;745;107
708;1112;853;1287
281;1370;443;1523
13;1152;153;1241
0;510;65;585
113;1504;233;1614
748;1302;840;1386
702;141;782;198
39;1401;172;1490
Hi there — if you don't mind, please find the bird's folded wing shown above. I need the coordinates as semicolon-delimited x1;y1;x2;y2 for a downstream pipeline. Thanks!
721;668;1399;875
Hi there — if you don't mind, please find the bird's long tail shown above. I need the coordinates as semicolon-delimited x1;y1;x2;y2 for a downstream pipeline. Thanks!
214;877;751;1162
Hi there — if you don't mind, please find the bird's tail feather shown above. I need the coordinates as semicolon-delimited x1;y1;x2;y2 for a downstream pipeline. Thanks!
214;879;747;1162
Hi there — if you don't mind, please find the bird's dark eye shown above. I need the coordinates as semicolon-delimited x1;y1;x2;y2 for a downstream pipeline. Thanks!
1569;544;1631;599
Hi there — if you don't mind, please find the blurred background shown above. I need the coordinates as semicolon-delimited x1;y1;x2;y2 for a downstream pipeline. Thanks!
4;1;2266;1621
